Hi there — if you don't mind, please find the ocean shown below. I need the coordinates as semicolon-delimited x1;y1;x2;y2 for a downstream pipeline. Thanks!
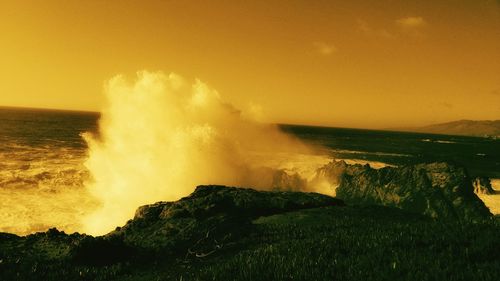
0;107;98;234
0;107;97;191
0;107;499;234
2;107;499;191
281;124;500;178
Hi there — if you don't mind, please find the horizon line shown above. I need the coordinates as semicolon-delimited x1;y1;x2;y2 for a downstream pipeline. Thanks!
1;104;498;131
0;105;99;115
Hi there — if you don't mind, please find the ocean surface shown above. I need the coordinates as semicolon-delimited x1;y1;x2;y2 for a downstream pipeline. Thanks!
1;107;499;190
0;107;98;233
281;124;500;178
0;107;98;191
0;107;499;233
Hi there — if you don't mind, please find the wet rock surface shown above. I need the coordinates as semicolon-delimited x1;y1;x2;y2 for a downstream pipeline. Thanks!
0;186;343;270
332;161;492;220
1;183;499;281
110;185;343;254
473;177;495;195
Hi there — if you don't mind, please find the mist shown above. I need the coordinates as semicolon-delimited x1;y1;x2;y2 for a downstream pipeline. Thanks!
82;71;331;235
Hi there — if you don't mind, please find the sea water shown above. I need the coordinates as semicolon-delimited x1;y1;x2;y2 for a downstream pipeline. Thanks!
0;107;98;234
281;124;500;178
0;107;499;234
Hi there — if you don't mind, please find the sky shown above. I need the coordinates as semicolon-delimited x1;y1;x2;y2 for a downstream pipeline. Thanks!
0;0;499;128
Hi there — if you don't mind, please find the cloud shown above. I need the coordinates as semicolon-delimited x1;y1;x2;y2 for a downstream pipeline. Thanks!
395;16;428;39
491;89;500;96
356;17;428;41
396;17;427;28
356;19;394;39
313;41;337;56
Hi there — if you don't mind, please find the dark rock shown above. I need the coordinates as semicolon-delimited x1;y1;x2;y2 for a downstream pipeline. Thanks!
271;170;307;191
112;185;344;254
69;235;136;265
335;162;492;221
473;177;495;195
1;181;498;280
311;160;349;187
239;167;308;191
310;160;371;194
0;186;343;267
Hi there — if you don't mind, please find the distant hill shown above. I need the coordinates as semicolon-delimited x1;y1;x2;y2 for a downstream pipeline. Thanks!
396;120;500;137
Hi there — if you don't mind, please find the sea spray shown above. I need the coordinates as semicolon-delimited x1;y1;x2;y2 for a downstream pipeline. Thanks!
82;71;323;235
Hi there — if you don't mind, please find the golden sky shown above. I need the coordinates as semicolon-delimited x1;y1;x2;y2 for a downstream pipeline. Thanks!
0;0;499;128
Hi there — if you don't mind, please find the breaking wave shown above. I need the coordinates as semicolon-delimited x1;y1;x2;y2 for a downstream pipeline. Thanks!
82;71;329;235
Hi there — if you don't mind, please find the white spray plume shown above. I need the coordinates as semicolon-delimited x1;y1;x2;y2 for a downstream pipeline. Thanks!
82;71;322;235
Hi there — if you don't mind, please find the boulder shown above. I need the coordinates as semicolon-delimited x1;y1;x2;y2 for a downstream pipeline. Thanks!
312;160;349;186
0;186;344;267
310;160;371;195
271;170;307;191
334;162;492;221
110;185;344;253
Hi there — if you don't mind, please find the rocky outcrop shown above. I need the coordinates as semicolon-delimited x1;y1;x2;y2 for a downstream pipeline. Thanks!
311;160;350;187
236;167;308;192
109;185;343;254
1;183;498;280
310;160;375;193
0;185;344;268
270;170;307;191
473;177;495;195
334;162;492;221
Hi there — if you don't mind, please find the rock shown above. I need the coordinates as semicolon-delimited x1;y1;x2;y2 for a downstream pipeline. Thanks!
133;185;341;221
312;160;349;187
271;170;307;191
240;167;308;192
0;186;344;266
310;160;371;195
473;177;495;195
1;182;498;279
110;185;344;254
334;162;492;221
69;235;136;265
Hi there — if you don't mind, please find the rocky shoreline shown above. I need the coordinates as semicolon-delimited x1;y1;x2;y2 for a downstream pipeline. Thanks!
315;161;493;220
1;162;499;280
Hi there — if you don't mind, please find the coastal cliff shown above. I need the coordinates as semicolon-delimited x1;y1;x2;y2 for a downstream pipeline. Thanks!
317;161;492;220
1;171;499;280
109;185;342;253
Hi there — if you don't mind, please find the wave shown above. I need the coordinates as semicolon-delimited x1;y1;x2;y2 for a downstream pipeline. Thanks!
329;149;411;158
337;159;393;169
421;139;456;144
0;142;96;235
0;143;89;190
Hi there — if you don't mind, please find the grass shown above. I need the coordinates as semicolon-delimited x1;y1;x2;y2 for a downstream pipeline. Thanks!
125;206;500;281
2;205;499;281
